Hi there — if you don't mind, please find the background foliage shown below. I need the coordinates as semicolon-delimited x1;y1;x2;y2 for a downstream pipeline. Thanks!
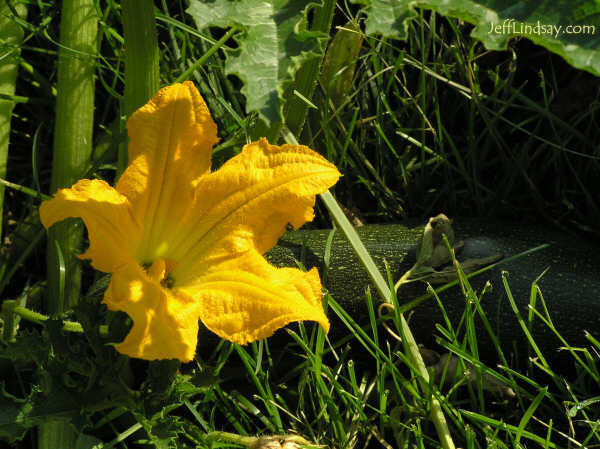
1;0;599;447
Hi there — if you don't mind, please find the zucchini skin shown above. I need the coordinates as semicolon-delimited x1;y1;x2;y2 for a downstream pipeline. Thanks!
265;220;600;361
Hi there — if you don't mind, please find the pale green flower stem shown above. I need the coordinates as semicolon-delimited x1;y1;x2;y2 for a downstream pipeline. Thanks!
117;0;160;178
41;0;98;448
46;0;98;315
0;1;27;240
1;300;94;338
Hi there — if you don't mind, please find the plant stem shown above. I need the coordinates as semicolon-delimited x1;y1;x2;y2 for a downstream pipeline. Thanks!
38;422;78;449
118;0;160;177
1;300;99;336
0;1;27;240
122;0;160;116
46;0;98;315
41;1;97;447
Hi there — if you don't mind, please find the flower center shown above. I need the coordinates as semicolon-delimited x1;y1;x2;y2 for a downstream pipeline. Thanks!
142;258;178;289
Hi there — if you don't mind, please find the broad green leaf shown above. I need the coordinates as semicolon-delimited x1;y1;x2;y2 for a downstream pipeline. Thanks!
355;0;600;76
186;0;326;125
360;0;417;39
0;329;50;366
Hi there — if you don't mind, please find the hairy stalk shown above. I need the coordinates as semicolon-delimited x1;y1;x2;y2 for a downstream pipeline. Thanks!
1;300;113;337
0;1;27;239
41;0;97;447
118;0;160;177
46;0;98;313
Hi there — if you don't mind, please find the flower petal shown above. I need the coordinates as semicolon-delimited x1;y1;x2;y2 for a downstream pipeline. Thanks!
104;261;201;361
179;251;329;345
169;138;340;283
39;179;140;273
116;82;219;262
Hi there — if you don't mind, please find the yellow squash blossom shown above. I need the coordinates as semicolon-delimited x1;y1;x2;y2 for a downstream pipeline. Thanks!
40;82;340;362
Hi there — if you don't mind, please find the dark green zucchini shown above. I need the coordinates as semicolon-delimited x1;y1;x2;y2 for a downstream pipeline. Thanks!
265;220;600;362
